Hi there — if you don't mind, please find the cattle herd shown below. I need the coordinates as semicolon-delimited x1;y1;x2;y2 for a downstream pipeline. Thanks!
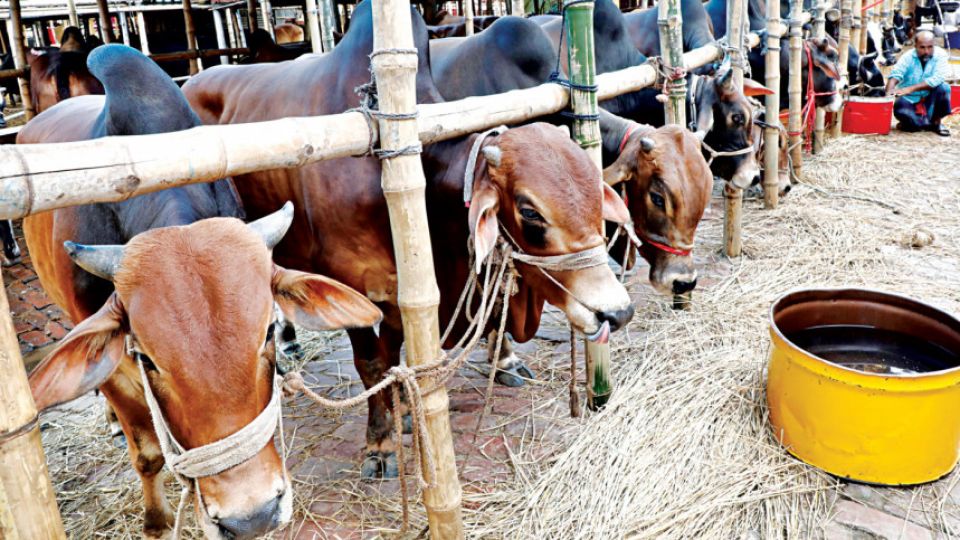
0;0;930;536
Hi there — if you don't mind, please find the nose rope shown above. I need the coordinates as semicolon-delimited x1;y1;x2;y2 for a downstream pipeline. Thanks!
130;335;286;539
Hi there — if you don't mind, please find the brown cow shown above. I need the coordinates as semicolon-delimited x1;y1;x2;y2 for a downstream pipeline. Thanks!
274;21;304;44
183;0;634;478
22;45;381;540
27;26;103;114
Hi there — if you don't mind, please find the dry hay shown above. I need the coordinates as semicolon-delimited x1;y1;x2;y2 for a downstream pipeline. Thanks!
36;129;960;538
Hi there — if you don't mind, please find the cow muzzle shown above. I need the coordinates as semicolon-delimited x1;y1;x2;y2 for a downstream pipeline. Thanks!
731;158;761;190
203;477;292;540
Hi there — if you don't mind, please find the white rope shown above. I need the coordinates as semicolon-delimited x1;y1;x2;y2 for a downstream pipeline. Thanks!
462;125;508;206
510;244;609;272
132;335;285;539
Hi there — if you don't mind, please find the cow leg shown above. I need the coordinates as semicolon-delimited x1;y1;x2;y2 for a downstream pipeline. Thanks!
99;360;175;538
486;329;535;387
0;220;21;266
349;322;402;479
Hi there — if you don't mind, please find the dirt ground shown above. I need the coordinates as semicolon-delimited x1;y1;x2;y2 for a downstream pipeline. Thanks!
4;115;960;538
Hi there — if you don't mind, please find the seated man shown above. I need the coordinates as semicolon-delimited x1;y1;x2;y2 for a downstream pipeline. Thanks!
886;30;952;136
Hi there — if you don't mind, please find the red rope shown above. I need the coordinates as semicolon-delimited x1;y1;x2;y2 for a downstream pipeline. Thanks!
640;234;692;257
786;42;839;151
861;0;885;11
618;124;637;154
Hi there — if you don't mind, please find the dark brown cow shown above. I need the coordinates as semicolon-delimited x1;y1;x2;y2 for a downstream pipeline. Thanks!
241;29;310;63
21;45;381;540
183;0;634;478
27;26;103;114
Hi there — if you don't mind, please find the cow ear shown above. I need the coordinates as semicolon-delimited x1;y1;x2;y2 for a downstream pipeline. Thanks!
468;182;500;274
29;294;126;412
742;78;775;96
272;265;382;331
601;182;631;224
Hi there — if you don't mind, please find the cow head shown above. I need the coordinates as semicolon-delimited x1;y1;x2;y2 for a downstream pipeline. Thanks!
852;50;886;96
692;67;774;189
604;124;712;296
468;123;634;341
751;109;792;196
805;37;844;112
29;204;382;540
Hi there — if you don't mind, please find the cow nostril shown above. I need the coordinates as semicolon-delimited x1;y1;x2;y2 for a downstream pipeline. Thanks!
597;305;635;332
215;494;282;540
672;278;698;295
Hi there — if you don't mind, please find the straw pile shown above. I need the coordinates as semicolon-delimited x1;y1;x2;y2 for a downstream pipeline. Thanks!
35;128;960;538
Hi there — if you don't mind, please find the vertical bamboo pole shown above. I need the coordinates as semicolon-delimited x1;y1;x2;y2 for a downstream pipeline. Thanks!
831;0;852;137
236;10;249;47
119;13;130;45
182;0;200;75
136;11;151;55
67;0;80;28
882;0;893;26
305;0;322;52
247;0;258;31
762;0;781;208
213;9;229;64
851;0;862;55
512;0;524;15
226;7;238;47
319;0;336;52
564;0;610;411
657;0;686;126
787;0;802;181
813;0;827;153
0;479;17;540
0;269;66;539
261;0;275;38
464;0;475;36
96;0;113;42
7;1;35;122
724;0;747;258
370;0;464;536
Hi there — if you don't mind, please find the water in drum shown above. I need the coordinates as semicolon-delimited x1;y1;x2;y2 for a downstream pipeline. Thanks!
785;325;960;375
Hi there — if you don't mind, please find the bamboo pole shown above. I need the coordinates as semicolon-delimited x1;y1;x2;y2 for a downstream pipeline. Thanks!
0;38;751;220
859;1;869;53
236;10;248;46
119;12;130;45
136;11;150;55
0;478;18;540
261;0;275;38
305;0;322;53
512;0;524;15
563;0;610;411
213;9;229;64
247;0;258;31
657;0;686;125
7;1;34;122
319;0;336;52
882;0;893;26
851;0;862;55
723;0;747;258
464;0;475;36
762;0;781;209
226;7;238;48
813;0;827;153
0;268;66;539
831;0;851;137
66;0;79;27
787;0;802;182
182;0;200;75
370;0;463;536
95;0;112;42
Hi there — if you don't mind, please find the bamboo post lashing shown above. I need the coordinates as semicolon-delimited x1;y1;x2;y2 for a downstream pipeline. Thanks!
370;0;464;536
831;0;852;137
0;39;748;220
787;0;803;181
464;0;475;35
136;11;150;55
657;0;686;126
247;0;258;31
182;0;200;74
0;268;66;539
812;0;827;153
305;0;322;53
213;9;229;64
7;0;34;122
66;0;79;27
261;0;275;38
723;0;748;258
95;0;113;42
563;0;610;411
319;0;336;52
119;12;130;46
762;0;781;209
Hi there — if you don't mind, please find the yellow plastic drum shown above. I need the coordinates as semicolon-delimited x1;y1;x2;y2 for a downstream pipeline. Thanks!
767;288;960;485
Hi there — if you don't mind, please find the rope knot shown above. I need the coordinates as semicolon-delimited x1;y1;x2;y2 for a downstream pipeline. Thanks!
281;371;305;398
387;365;418;383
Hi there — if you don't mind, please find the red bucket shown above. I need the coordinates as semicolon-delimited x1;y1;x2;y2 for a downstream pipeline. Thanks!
841;96;894;135
951;85;960;116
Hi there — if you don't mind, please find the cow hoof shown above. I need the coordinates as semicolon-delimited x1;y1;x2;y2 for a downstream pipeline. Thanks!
494;362;535;387
402;413;413;435
111;432;128;449
361;451;399;479
281;341;305;362
1;256;20;267
383;452;398;478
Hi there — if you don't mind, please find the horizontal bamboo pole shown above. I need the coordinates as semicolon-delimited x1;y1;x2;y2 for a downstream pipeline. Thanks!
149;47;249;62
0;37;758;221
0;67;28;80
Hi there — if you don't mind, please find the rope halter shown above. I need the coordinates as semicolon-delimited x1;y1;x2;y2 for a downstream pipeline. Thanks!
130;335;287;539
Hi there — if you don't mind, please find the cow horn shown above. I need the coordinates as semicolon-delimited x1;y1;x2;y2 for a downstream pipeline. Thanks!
248;201;295;250
482;145;502;167
63;241;124;281
640;137;656;152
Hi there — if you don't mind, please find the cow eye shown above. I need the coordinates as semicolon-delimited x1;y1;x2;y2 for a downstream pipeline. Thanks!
732;113;746;126
650;192;666;210
136;352;157;372
519;207;544;222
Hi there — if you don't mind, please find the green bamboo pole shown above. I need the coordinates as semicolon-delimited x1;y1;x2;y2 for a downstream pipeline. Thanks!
657;0;686;126
723;0;747;258
564;0;610;411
